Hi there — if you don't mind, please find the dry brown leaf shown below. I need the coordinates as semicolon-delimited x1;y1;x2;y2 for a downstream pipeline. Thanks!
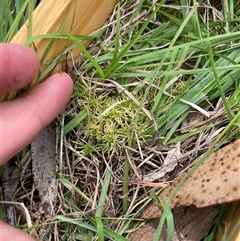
128;219;160;241
129;218;179;241
129;205;219;241
174;205;219;241
140;139;240;219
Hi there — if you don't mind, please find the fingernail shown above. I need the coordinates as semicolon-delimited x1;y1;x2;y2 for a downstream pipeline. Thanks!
48;72;62;80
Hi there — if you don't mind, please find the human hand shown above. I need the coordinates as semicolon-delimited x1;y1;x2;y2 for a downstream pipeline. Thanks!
0;43;73;240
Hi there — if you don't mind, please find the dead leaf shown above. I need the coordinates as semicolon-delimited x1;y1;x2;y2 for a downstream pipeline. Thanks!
174;205;219;241
129;205;218;241
128;219;160;241
31;122;58;217
140;139;240;219
143;142;182;182
129;218;179;241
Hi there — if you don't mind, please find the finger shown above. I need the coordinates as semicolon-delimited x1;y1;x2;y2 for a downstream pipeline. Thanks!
0;72;73;164
0;43;40;93
0;220;35;241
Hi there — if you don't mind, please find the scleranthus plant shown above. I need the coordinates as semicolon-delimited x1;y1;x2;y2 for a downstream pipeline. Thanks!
73;81;151;154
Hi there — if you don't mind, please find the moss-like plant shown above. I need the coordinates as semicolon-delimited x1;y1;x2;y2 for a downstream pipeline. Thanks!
74;81;151;154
